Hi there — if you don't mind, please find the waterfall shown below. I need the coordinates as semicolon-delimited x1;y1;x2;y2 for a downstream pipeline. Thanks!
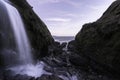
0;0;44;78
0;0;33;64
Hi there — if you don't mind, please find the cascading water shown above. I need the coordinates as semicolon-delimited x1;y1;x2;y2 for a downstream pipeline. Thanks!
4;0;33;64
0;0;78;79
0;0;44;78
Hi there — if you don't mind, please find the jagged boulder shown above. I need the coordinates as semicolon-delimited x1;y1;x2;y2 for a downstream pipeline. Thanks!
75;0;120;75
9;0;54;58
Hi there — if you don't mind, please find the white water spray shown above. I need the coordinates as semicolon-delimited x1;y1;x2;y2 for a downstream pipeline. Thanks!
0;0;44;77
4;0;33;64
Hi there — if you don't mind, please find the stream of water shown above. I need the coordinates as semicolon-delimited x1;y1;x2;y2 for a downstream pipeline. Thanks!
0;0;44;78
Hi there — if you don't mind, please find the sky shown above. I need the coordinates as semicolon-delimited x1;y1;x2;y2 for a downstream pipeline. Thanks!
27;0;115;36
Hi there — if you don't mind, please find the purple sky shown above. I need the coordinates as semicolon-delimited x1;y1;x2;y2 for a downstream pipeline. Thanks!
27;0;115;36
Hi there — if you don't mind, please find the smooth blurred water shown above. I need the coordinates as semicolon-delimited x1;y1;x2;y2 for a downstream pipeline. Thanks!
2;0;33;64
0;0;78;79
0;0;45;78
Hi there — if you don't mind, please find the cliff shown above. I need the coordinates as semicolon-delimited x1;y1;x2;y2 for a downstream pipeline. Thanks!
9;0;54;58
75;0;120;75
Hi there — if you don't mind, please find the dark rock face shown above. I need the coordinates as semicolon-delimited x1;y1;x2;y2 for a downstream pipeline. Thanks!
67;40;77;52
37;75;63;80
48;41;65;56
9;0;54;58
75;0;120;76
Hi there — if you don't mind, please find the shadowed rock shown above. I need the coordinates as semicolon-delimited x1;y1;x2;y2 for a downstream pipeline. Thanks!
75;0;120;77
36;75;63;80
9;0;54;58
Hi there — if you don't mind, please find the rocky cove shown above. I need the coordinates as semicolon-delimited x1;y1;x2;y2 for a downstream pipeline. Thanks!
0;0;120;80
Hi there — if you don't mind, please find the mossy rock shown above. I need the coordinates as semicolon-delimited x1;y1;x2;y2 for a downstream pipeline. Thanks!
75;0;120;74
9;0;54;58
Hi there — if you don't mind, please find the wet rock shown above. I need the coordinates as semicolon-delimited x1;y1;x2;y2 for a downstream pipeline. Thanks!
37;74;63;80
0;69;3;80
48;42;64;56
60;42;67;49
0;54;3;66
54;41;60;47
13;74;32;80
67;40;77;52
3;70;14;80
0;33;2;49
30;77;36;80
69;54;89;70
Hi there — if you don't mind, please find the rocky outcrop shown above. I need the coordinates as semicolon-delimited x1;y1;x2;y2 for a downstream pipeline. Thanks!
75;0;120;76
9;0;54;58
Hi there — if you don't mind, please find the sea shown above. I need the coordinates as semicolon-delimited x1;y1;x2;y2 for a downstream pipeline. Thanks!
53;36;74;43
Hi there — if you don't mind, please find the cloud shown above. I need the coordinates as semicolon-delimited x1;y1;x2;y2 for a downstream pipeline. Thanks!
31;0;63;4
46;18;71;22
27;0;115;36
27;0;60;5
47;19;84;36
64;0;82;7
28;0;82;7
86;0;115;21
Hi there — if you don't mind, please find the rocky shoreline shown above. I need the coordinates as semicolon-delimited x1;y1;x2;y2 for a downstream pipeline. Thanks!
0;0;120;80
0;41;119;80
